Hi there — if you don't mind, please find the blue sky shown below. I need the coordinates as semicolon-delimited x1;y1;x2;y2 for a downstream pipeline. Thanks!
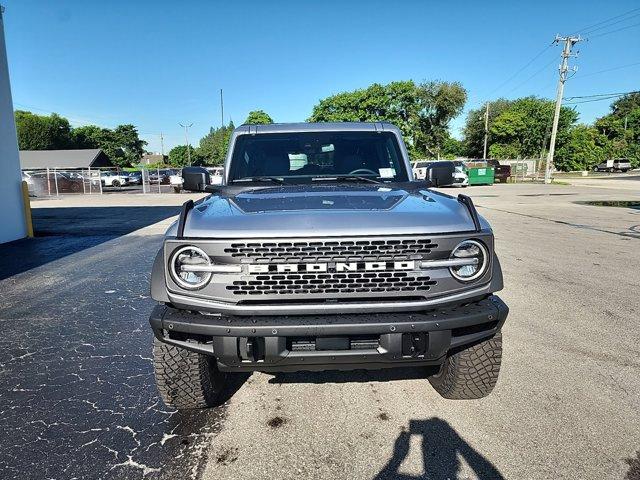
3;0;639;153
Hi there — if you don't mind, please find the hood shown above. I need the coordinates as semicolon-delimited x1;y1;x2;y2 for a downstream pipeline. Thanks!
174;184;483;238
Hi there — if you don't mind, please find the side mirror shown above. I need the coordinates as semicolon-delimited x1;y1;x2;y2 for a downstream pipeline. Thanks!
182;166;211;192
426;162;455;187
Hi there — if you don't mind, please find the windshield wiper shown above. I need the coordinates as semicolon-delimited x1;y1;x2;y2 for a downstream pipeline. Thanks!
328;175;384;184
232;176;284;184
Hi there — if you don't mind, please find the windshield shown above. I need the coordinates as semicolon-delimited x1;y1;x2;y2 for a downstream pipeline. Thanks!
228;131;408;183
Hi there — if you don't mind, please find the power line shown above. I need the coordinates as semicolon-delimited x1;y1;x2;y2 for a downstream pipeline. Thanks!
483;45;553;97
564;90;640;100
506;57;558;94
580;12;640;35
570;6;640;35
588;21;640;39
574;61;640;78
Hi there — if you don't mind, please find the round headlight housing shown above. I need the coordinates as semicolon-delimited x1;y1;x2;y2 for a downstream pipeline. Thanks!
169;246;212;290
449;240;488;282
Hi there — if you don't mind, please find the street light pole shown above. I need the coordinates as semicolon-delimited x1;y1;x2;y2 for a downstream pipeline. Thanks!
179;123;193;165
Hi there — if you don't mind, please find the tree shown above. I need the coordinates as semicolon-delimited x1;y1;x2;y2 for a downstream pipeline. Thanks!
198;121;235;165
309;80;466;158
14;111;73;150
244;110;273;125
465;97;578;160
462;99;512;158
592;92;640;168
71;123;146;168
168;145;203;167
441;135;466;158
555;125;606;171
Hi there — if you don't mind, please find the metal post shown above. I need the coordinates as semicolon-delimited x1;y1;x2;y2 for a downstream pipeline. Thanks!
483;103;489;159
46;167;51;196
179;123;193;166
545;35;581;184
53;168;59;196
157;166;161;194
220;88;224;127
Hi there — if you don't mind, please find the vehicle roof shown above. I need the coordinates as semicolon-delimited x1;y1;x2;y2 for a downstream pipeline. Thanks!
234;122;401;135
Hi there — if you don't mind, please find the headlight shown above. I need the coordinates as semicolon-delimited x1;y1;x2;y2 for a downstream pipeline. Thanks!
449;240;488;282
169;246;212;290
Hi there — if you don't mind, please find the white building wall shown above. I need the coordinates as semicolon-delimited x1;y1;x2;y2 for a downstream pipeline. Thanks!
0;7;26;244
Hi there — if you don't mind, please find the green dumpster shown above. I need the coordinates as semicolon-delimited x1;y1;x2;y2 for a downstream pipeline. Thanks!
466;163;495;185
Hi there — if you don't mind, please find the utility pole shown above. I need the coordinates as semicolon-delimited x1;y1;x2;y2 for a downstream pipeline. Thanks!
220;89;224;127
544;34;581;184
179;123;193;165
160;132;165;156
483;103;490;159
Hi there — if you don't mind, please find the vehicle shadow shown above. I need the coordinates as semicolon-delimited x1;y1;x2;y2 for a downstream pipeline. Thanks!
375;417;504;480
267;367;440;384
0;206;181;280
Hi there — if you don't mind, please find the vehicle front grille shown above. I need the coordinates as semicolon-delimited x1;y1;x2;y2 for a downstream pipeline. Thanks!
226;271;437;296
223;238;438;264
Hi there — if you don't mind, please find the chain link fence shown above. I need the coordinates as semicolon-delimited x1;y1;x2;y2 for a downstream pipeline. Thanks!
21;167;183;197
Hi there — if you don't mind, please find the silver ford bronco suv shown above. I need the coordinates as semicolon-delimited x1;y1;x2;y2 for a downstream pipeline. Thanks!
149;122;508;409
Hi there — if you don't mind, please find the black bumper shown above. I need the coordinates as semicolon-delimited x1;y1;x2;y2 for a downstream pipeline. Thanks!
149;295;508;372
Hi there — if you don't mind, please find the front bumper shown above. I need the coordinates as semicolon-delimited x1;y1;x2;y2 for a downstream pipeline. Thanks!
150;295;508;372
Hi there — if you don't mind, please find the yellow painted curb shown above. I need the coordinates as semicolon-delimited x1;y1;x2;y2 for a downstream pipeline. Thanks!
21;180;34;238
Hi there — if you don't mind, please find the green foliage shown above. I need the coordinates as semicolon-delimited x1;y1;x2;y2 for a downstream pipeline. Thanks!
70;123;146;168
587;92;640;169
244;110;274;125
610;92;640;118
554;125;606;171
14;111;73;150
309;80;467;158
168;145;203;167
464;97;578;160
15;111;147;168
441;135;465;159
198;121;235;165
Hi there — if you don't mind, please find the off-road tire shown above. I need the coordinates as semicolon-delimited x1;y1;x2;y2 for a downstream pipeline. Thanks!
153;337;227;409
112;179;121;188
429;332;502;400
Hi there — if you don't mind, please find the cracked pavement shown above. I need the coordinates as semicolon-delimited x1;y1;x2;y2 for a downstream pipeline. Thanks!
1;181;639;479
0;197;221;480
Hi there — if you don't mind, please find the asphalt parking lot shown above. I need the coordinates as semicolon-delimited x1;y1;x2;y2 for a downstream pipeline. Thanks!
1;179;639;480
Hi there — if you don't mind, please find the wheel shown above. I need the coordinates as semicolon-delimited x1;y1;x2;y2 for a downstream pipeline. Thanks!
70;182;81;192
112;179;121;187
173;186;182;193
609;168;614;173
153;337;227;409
429;332;502;399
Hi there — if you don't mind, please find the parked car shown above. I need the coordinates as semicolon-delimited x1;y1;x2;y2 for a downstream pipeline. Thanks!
412;161;430;180
149;169;175;185
171;167;224;192
169;170;184;193
452;161;469;187
486;159;511;183
101;171;130;188
206;166;224;185
594;159;631;173
126;171;143;185
25;170;84;194
413;161;466;187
